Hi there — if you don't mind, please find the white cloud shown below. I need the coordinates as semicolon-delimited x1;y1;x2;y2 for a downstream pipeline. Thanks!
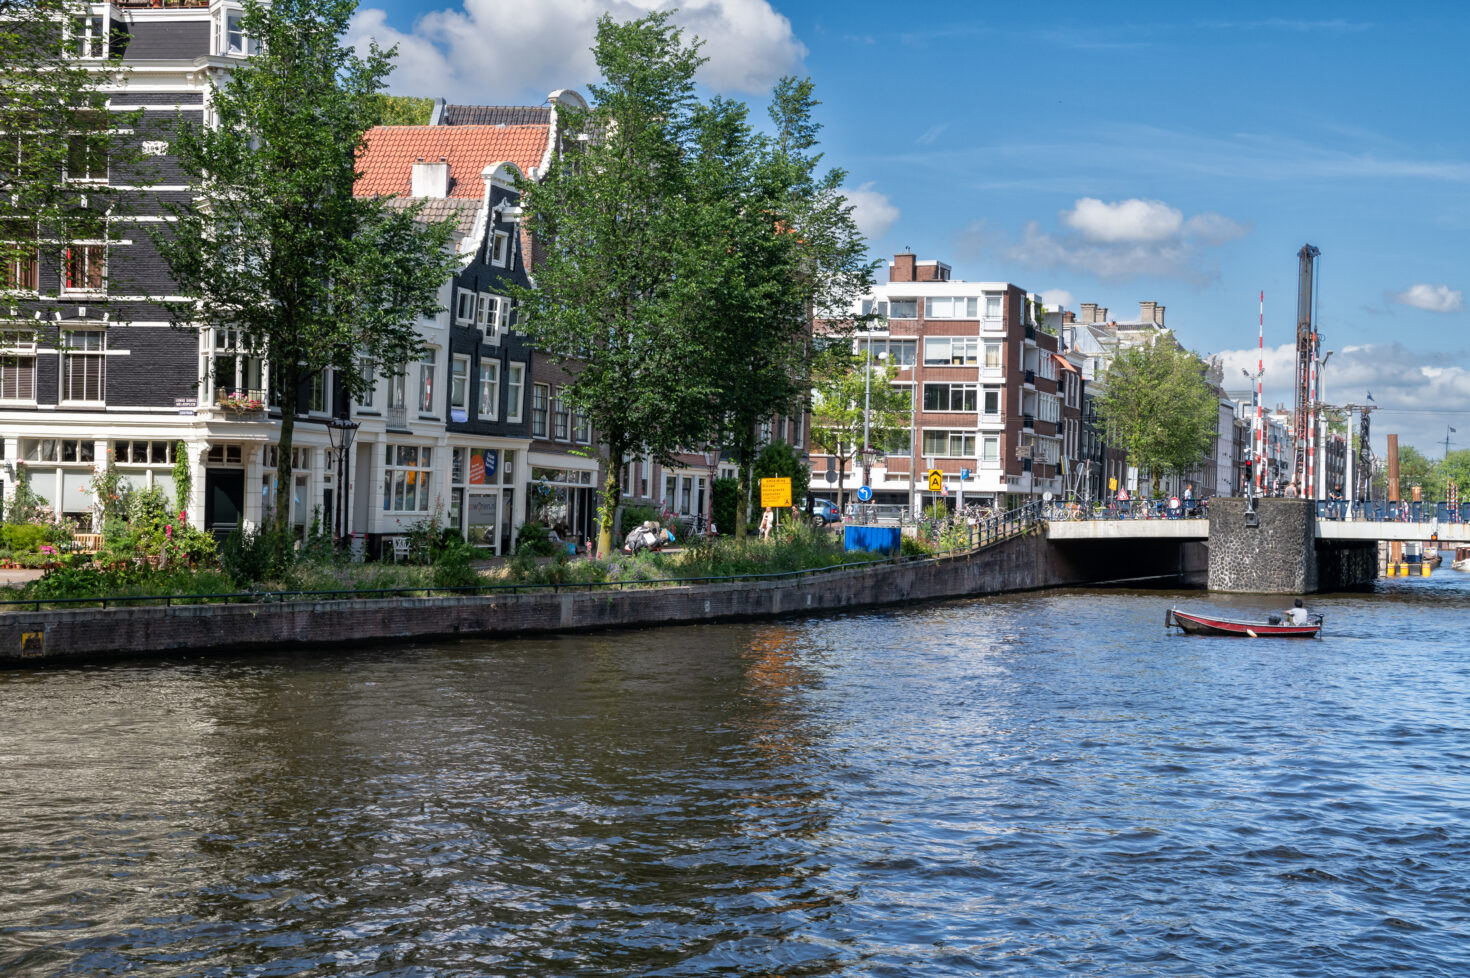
350;0;806;102
1391;283;1464;313
1211;342;1470;453
1039;288;1074;312
1009;197;1248;284
916;123;948;146
842;182;900;241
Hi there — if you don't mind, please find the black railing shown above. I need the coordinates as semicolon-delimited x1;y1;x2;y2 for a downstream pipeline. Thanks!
1022;413;1034;429
1024;369;1035;385
1;506;1048;614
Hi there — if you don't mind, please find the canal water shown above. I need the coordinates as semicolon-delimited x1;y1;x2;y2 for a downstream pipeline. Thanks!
3;574;1469;976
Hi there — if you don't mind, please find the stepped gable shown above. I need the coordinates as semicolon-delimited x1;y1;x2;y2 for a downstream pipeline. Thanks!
441;104;552;126
356;124;548;198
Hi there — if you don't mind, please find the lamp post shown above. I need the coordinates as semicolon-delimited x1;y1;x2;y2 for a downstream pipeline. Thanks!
862;347;888;489
1316;349;1333;501
325;416;359;546
702;446;718;535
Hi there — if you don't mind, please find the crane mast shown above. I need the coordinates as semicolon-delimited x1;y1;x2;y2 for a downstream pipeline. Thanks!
1294;243;1321;493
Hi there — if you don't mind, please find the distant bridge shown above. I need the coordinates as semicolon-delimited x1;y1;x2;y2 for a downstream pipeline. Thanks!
1044;516;1470;544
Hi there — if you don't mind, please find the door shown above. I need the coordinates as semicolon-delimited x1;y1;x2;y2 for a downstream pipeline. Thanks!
204;469;245;530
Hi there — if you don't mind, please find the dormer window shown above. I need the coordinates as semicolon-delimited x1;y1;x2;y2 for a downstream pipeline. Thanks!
491;231;509;267
72;13;107;59
214;7;258;57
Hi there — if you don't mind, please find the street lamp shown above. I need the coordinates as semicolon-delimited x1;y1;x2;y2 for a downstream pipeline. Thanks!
325;416;359;546
702;446;718;535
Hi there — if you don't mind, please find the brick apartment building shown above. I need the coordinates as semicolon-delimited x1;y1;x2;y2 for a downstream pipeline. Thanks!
810;252;1068;513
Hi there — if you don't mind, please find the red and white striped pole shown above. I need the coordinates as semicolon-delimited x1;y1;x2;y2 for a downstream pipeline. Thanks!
1257;291;1265;490
1306;332;1317;498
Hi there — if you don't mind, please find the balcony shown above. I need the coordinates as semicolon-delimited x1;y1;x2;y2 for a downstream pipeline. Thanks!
386;405;409;430
1025;325;1036;341
214;388;266;418
1024;368;1036;386
114;0;211;7
1022;413;1034;430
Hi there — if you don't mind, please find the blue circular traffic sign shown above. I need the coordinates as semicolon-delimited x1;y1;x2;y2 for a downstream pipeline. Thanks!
857;485;873;502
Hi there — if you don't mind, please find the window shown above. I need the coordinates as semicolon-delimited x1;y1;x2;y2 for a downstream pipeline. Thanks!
923;383;978;412
207;444;243;465
451;355;470;411
455;289;475;324
887;298;918;319
860;298;888;317
491;231;509;266
2;226;39;291
1038;354;1058;381
418;349;436;415
985;295;1003;319
72;14;106;58
923;336;979;366
358;358;375;409
505;362;524;422
921;429;976;457
574;409;591;444
477;359;499;420
306;369;327;414
531;382;549;438
981;436;1000;464
61;330;105;402
382;445;433;513
0;332;36;401
212;328;266;398
225;11;251;55
553;388;569;440
1038;395;1061;423
66;134;106;182
64;244;105;293
113;441;174;464
924;297;979;319
982;388;1001;416
984;343;1002;369
56;439;96;463
387;366;407;409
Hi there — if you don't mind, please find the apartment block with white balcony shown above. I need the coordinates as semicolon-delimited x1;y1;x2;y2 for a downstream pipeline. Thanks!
812;252;1066;512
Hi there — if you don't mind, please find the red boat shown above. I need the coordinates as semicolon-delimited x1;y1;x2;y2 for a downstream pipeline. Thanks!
1167;607;1323;638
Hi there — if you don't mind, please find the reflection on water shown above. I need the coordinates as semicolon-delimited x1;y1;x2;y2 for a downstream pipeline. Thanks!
3;572;1470;975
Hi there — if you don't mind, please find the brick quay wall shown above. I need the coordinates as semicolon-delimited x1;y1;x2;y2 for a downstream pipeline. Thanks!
1;532;1207;666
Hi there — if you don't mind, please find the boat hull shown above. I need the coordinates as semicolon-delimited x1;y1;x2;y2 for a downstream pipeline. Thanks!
1168;608;1322;638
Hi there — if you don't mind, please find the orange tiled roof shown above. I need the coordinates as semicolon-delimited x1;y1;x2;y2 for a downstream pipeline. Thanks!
356;124;548;198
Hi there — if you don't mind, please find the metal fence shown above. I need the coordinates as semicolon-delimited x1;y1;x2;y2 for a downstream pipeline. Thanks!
0;504;1047;614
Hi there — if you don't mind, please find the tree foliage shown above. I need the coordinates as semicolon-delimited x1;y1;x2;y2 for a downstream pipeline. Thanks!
516;14;873;550
365;93;433;126
809;350;912;514
1097;342;1219;479
0;0;140;308
155;0;459;540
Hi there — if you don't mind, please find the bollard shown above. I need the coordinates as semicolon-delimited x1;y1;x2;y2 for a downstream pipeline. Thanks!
1422;563;1431;577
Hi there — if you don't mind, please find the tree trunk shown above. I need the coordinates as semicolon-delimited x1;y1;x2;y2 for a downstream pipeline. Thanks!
274;364;298;561
596;438;624;558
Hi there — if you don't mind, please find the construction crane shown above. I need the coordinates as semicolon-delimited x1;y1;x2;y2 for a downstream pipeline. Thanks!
1293;243;1321;493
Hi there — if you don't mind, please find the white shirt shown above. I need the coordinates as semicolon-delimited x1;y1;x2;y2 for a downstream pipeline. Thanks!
1287;606;1309;625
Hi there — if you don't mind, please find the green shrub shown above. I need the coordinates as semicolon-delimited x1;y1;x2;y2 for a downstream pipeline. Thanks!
20;564;236;604
901;534;934;558
0;523;51;552
430;542;482;589
220;522;281;586
618;503;660;533
515;521;557;557
711;477;738;535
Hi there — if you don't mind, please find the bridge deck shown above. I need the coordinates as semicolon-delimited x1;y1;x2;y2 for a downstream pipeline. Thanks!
1044;518;1470;544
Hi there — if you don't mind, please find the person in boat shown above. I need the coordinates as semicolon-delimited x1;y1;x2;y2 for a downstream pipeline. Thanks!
1286;598;1309;625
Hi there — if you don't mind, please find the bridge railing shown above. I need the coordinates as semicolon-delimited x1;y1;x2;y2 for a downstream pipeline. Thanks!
1318;500;1469;523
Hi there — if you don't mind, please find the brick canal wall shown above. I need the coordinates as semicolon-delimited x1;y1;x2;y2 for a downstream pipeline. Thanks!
0;531;1207;666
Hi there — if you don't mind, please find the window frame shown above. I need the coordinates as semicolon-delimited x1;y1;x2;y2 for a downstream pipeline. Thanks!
477;357;500;421
381;444;434;514
0;332;38;402
505;362;524;423
531;382;549;438
450;354;470;412
60;329;106;404
417;349;437;417
491;231;510;267
63;243;106;294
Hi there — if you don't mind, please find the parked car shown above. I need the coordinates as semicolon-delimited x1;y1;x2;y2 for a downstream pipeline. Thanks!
809;498;842;526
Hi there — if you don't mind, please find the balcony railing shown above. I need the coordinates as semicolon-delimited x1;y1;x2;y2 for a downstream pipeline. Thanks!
214;389;267;415
386;405;408;430
1025;325;1036;341
114;0;212;8
1024;369;1036;386
1022;413;1035;430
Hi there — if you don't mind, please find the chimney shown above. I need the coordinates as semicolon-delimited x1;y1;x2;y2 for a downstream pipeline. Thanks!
1080;302;1097;322
411;157;449;198
1095;306;1108;323
890;252;916;282
1139;301;1156;324
1153;304;1164;325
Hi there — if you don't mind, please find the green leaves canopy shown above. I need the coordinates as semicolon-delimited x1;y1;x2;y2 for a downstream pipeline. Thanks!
1097;342;1219;479
155;0;459;536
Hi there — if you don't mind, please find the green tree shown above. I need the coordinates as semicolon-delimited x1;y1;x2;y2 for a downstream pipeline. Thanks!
0;0;140;309
515;13;726;555
155;0;459;543
810;351;912;515
1395;445;1443;501
365;93;433;126
751;440;811;521
698;78;874;539
1097;342;1218;485
1441;449;1470;498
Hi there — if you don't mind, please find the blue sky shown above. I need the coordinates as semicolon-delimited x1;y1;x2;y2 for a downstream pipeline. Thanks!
351;0;1470;454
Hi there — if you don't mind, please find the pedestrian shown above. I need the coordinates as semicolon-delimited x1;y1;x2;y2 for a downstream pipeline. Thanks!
1285;481;1298;498
758;507;774;540
1183;482;1194;516
845;500;856;521
1330;485;1344;520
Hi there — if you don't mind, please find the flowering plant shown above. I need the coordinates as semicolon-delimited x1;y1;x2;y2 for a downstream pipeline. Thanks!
217;390;265;411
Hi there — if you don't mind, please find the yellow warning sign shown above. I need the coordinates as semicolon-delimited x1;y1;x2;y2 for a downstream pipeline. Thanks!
760;477;792;508
927;468;944;492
